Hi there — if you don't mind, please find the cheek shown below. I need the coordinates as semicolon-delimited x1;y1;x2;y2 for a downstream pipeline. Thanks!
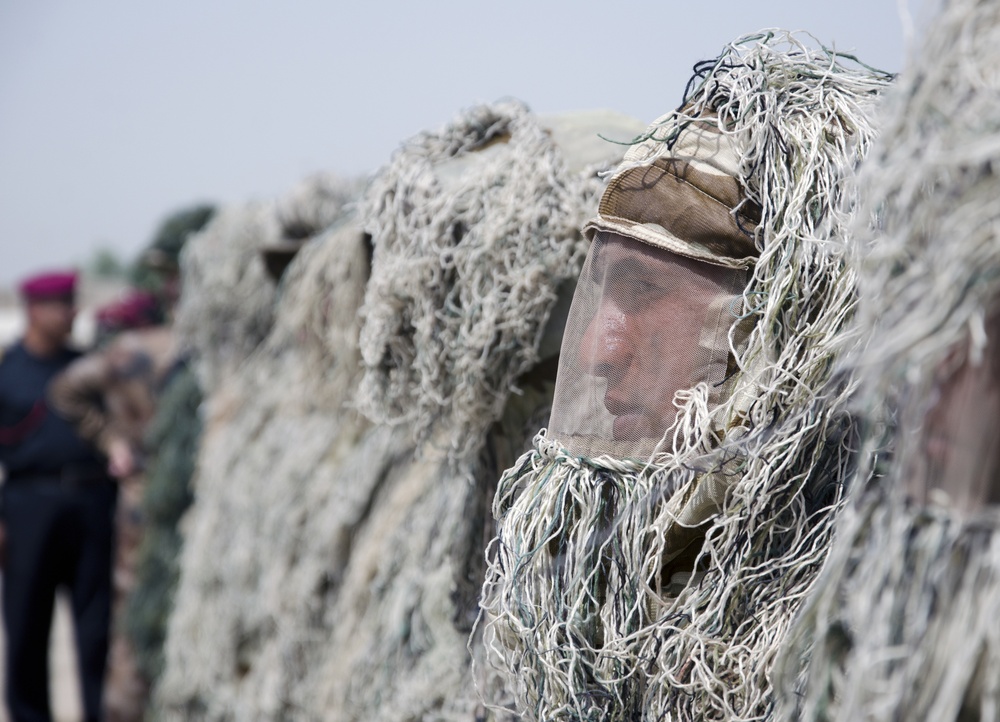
634;323;673;382
47;307;75;331
622;308;673;366
635;303;701;389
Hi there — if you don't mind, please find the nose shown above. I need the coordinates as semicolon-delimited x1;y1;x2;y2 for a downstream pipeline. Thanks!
578;299;632;381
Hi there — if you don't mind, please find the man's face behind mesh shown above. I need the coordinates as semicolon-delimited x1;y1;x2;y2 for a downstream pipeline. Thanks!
549;233;744;457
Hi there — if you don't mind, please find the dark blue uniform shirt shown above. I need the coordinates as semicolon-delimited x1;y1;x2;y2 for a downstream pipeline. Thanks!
0;341;102;477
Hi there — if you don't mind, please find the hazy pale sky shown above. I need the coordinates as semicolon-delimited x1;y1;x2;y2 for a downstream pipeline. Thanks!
0;1;910;286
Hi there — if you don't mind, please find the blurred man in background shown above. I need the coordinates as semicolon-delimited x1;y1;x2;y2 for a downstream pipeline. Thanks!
44;203;214;721
0;270;118;722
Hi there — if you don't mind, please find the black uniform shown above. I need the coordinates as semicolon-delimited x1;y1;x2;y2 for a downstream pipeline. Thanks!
0;341;116;722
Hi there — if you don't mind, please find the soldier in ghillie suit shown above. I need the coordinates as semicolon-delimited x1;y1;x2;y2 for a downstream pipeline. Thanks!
316;103;645;720
479;31;892;721
151;104;643;721
775;3;1000;719
132;204;216;307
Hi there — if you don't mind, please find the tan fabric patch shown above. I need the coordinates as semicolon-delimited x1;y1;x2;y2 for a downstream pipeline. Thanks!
591;157;760;265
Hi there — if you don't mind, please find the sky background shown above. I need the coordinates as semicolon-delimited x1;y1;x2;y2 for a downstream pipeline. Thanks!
0;1;914;287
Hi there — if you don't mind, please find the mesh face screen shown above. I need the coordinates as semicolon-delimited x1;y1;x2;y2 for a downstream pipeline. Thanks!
907;311;1000;512
548;232;746;459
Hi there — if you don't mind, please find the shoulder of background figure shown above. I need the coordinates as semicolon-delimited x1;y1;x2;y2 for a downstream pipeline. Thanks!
0;342;18;370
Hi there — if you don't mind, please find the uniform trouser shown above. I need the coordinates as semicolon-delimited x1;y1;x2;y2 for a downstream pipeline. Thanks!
2;477;117;722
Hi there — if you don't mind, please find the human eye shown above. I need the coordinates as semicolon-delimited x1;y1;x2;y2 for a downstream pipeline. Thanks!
633;272;672;300
607;274;670;314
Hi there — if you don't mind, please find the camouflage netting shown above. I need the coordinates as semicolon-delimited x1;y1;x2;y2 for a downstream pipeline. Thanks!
152;102;643;721
480;33;891;721
357;100;645;462
775;2;1000;719
154;219;385;720
174;174;359;393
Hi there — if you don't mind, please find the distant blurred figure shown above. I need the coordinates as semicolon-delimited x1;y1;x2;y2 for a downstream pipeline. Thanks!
93;291;162;348
47;204;213;722
51;290;178;479
0;270;118;722
49;291;177;722
131;204;214;319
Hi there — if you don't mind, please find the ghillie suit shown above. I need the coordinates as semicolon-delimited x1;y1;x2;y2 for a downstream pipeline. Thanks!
479;32;891;721
263;173;366;282
152;219;379;721
774;3;1000;720
151;102;643;722
173;174;358;394
132;203;216;293
357;100;643;464
171;202;279;393
150;177;363;721
302;102;645;721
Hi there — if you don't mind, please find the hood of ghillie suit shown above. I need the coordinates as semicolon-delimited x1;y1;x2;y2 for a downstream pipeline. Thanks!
174;174;360;393
478;30;891;722
775;3;1000;720
355;100;646;464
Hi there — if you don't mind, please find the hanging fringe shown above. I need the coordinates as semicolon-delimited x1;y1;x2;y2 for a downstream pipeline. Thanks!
776;2;1000;720
480;31;890;721
356;101;612;463
779;488;1000;721
175;173;359;393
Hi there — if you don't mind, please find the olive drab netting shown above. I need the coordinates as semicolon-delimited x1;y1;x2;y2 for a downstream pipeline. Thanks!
478;31;892;721
123;363;202;685
775;2;1000;719
152;104;644;721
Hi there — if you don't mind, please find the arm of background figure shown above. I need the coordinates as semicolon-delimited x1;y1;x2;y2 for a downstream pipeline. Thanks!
49;353;139;478
48;352;117;452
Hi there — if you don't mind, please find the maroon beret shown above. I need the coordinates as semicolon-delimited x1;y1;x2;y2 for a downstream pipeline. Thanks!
19;270;78;301
96;290;159;331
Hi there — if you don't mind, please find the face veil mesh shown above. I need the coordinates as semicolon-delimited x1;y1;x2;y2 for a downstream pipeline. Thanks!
548;231;747;460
